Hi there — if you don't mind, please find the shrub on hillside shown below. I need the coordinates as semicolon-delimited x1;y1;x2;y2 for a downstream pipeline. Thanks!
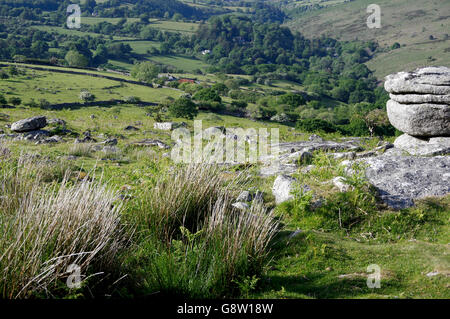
79;90;95;103
8;97;21;106
296;118;337;133
193;88;222;103
168;97;198;120
131;61;161;84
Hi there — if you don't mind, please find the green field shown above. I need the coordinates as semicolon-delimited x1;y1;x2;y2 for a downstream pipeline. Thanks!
0;67;181;105
148;54;210;72
125;41;161;54
81;17;141;25
149;19;199;34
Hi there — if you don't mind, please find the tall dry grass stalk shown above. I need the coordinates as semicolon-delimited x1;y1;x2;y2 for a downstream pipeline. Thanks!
68;143;93;157
0;159;124;299
205;195;279;277
138;164;243;240
0;141;11;159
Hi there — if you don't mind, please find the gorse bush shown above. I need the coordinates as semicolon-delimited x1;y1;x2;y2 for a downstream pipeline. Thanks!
0;158;125;298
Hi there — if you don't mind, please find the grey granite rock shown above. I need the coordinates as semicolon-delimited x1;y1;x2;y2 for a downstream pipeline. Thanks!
354;155;450;209
393;134;450;156
272;175;310;204
236;191;252;202
385;66;450;95
389;93;450;104
386;100;449;137
11;116;47;132
333;176;352;192
272;175;297;204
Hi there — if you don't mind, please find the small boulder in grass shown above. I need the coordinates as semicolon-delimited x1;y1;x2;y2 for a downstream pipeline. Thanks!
11;116;47;132
272;175;303;204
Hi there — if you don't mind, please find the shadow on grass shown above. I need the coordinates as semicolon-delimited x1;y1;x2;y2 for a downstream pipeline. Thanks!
260;272;403;299
262;230;404;298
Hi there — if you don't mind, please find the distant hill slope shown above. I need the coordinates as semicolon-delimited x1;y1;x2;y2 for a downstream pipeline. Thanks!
285;0;450;80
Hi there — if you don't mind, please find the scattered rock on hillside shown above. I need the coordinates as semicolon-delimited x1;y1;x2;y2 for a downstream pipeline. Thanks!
278;139;363;154
11;116;47;132
349;155;450;209
232;202;249;210
132;139;170;149
272;175;311;204
394;134;450;156
75;131;96;143
236;190;252;202
309;134;324;142
273;175;297;204
124;125;140;131
35;135;63;144
258;137;366;177
329;152;356;160
286;150;313;164
22;130;50;141
333;176;352;192
153;122;186;131
260;163;298;177
47;118;66;126
102;138;118;146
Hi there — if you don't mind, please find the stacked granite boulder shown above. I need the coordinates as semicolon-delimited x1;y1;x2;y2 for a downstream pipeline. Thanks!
384;66;450;156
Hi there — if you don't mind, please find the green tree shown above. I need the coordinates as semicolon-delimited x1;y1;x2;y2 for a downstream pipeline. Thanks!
169;97;198;120
193;88;222;103
296;118;337;133
131;62;161;83
65;50;89;68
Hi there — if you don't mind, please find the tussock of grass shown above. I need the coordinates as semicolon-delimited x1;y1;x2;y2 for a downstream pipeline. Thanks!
123;164;279;297
133;164;241;240
68;143;94;158
0;159;124;298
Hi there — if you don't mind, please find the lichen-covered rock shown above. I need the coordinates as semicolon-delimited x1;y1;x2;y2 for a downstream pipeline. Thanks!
272;175;310;204
354;155;450;209
389;93;450;104
385;66;450;95
394;134;450;156
333;176;352;192
236;191;252;202
386;100;449;137
11;116;47;132
272;175;297;204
